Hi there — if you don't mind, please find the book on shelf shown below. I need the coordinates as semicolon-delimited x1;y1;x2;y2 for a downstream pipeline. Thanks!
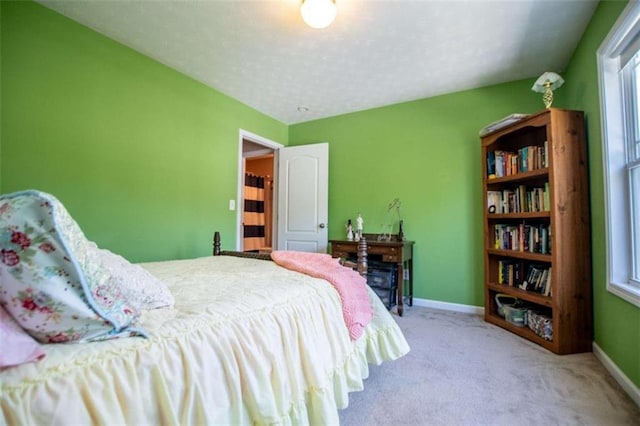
518;264;552;295
498;259;524;287
493;223;551;254
517;144;547;172
487;151;496;179
537;268;548;293
487;190;502;213
486;142;548;179
544;182;550;211
544;267;552;296
495;151;504;178
486;185;549;214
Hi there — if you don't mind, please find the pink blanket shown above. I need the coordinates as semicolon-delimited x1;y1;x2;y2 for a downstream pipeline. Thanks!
270;251;373;340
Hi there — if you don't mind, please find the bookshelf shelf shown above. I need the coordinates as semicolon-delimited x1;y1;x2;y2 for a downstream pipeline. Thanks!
487;282;553;307
487;211;551;220
485;313;555;352
486;167;549;184
485;249;552;262
481;108;592;355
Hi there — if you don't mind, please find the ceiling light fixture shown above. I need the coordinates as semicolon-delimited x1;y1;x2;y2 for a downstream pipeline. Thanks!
300;0;337;29
532;72;564;108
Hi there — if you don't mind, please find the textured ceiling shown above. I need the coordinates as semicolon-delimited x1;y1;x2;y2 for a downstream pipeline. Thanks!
38;0;599;125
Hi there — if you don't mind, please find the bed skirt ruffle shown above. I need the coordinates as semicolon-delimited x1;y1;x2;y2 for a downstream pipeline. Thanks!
1;256;409;425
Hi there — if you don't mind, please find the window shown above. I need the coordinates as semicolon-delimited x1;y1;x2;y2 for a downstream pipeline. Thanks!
628;57;640;284
598;1;640;307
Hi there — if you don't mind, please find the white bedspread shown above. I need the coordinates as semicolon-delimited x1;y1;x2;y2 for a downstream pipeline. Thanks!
1;255;409;425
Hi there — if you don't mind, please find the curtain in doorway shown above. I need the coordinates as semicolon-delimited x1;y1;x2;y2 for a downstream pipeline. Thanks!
243;173;266;252
263;178;273;248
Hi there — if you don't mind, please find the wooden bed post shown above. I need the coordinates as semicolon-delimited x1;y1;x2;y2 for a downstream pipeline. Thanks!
357;237;368;277
213;231;221;256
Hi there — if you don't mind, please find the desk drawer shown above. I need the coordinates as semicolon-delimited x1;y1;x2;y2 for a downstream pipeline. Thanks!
382;254;400;262
367;245;398;255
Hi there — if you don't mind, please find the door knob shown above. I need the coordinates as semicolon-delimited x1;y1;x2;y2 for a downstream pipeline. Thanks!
319;223;326;229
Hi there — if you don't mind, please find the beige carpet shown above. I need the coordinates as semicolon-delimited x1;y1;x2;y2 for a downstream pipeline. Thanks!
339;307;640;426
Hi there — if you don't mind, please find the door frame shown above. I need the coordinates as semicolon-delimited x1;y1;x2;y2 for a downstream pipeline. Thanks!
236;129;283;251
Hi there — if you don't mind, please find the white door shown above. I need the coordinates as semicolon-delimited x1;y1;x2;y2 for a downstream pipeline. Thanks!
276;143;328;252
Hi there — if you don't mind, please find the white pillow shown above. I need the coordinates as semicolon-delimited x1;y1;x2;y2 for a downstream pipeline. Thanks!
90;244;174;311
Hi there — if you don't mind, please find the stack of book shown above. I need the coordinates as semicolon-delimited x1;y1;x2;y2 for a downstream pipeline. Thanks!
518;264;552;296
487;184;549;214
497;261;552;296
497;260;524;286
493;223;551;254
486;141;548;179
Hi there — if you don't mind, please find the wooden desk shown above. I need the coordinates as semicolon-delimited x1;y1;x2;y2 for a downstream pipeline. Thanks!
330;236;415;316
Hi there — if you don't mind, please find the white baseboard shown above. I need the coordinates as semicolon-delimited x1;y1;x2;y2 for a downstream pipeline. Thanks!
412;297;484;315
593;342;640;407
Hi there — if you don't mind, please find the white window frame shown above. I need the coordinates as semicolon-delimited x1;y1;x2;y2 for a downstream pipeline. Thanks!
597;0;640;307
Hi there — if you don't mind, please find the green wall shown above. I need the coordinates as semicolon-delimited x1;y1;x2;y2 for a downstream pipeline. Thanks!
290;82;542;306
1;1;288;262
561;0;639;388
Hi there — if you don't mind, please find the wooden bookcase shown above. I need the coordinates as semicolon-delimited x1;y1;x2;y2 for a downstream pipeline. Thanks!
481;108;592;354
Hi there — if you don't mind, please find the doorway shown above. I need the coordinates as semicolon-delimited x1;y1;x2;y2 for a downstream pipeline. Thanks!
243;154;274;252
236;130;329;253
237;130;283;252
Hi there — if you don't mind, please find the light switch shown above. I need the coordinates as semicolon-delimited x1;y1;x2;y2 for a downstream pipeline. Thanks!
229;199;236;211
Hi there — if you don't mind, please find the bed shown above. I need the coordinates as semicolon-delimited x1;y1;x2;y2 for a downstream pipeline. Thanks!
0;190;409;425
